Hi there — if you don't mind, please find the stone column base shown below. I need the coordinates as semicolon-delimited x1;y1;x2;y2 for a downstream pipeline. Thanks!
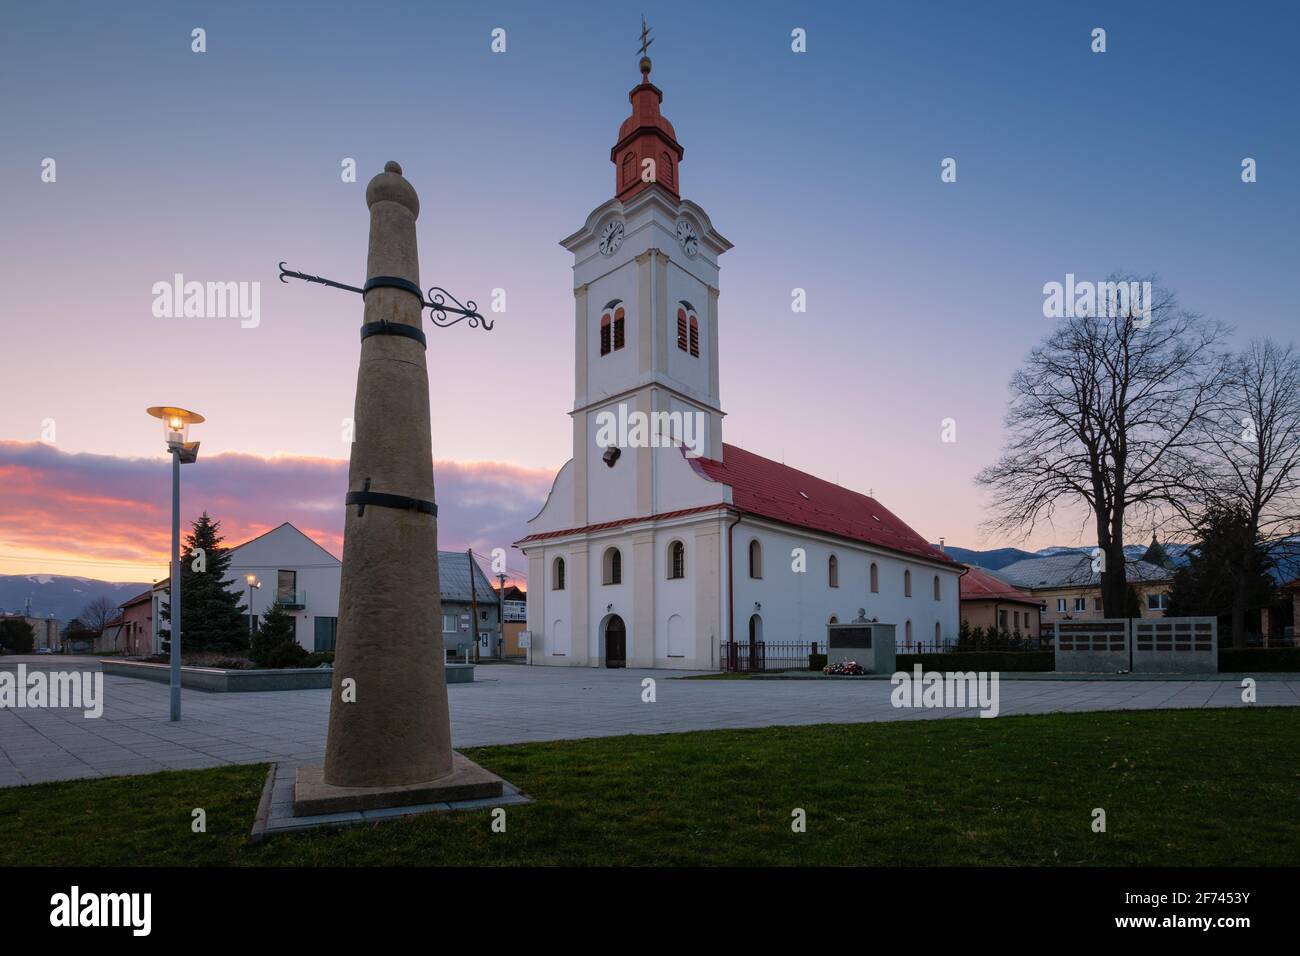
293;751;505;816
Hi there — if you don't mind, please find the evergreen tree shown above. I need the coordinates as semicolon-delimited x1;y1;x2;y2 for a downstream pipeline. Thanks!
1167;504;1276;618
249;601;307;668
160;512;249;653
0;619;36;653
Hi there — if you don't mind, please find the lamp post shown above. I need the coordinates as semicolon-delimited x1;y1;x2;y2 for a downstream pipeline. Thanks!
146;405;203;721
245;574;262;637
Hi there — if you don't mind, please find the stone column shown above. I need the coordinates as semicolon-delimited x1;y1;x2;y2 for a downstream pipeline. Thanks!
323;161;451;788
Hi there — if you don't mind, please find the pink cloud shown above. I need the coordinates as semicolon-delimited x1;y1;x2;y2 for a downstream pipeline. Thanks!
0;441;552;581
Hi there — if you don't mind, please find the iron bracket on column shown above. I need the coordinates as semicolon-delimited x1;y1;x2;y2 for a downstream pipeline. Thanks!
278;262;494;331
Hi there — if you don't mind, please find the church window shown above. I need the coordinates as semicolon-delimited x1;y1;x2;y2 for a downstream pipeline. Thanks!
904;569;912;597
603;547;622;586
870;562;879;593
934;622;941;643
600;300;625;355
689;316;699;356
748;539;762;579
553;556;566;591
905;620;913;648
668;540;686;580
828;554;839;588
677;309;688;351
933;575;941;600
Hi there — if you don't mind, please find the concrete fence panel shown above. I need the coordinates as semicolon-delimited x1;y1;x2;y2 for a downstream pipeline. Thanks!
1132;617;1217;674
1054;619;1130;673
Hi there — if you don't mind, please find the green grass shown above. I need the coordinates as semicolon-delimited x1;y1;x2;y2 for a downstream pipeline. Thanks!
3;708;1297;866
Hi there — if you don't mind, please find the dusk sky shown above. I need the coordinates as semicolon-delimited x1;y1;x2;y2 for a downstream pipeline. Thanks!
2;1;1296;583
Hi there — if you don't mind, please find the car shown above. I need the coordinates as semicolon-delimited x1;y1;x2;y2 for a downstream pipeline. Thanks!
35;647;54;655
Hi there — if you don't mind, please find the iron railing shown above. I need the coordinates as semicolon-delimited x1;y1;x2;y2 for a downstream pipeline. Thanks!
721;640;822;673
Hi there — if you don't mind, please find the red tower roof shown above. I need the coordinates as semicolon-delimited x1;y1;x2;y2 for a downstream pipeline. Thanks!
611;57;684;202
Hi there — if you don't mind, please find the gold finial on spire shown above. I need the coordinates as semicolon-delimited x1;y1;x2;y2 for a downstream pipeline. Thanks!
638;15;654;77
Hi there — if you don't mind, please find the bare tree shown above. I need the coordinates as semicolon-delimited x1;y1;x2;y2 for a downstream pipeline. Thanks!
1192;339;1300;646
78;596;117;636
977;275;1228;616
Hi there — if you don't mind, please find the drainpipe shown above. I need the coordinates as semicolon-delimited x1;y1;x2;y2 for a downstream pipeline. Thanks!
725;510;743;670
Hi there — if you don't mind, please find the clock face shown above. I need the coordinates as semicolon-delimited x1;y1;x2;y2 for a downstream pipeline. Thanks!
598;219;624;256
676;219;699;257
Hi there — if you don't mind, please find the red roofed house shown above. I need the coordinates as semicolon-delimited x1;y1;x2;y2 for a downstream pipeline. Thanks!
958;565;1041;641
515;52;961;669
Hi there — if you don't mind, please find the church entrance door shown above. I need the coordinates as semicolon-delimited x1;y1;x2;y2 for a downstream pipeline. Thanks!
605;615;627;668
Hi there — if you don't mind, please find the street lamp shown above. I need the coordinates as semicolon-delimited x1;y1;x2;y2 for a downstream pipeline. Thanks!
245;574;261;637
146;405;203;721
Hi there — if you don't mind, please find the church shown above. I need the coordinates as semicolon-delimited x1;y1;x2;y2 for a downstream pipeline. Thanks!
515;46;962;669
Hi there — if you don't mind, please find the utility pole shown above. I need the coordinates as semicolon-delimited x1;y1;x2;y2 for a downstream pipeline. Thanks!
497;572;507;659
467;548;480;662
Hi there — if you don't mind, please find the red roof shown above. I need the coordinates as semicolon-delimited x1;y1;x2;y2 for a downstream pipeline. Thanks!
959;564;1039;604
690;444;958;566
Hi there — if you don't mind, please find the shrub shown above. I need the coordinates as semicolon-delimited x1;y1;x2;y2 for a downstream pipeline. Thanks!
259;641;308;669
1218;647;1300;672
300;652;334;668
895;651;1054;672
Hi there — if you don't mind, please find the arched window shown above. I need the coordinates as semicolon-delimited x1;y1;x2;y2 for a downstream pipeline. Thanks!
600;300;625;356
668;540;686;580
603;547;622;586
934;622;941;643
828;554;839;588
870;562;879;593
552;556;566;591
677;301;699;357
933;575;941;601
748;539;762;579
904;569;912;597
828;615;839;625
905;619;913;649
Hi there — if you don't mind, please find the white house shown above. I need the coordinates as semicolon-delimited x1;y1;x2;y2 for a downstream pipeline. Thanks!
152;522;343;653
515;55;962;670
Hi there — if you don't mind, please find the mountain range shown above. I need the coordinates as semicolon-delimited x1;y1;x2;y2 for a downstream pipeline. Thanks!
940;543;1190;571
0;575;151;624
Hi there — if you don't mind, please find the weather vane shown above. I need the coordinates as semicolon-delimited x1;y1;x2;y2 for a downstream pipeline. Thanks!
638;15;654;58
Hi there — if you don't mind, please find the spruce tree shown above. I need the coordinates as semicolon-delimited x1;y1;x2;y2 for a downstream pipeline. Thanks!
160;512;249;653
1167;505;1275;619
250;601;307;668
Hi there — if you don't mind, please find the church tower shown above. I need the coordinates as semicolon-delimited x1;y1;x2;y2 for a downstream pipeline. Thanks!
559;46;732;528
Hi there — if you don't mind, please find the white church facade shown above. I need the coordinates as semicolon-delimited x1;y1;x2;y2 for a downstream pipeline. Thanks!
515;52;961;669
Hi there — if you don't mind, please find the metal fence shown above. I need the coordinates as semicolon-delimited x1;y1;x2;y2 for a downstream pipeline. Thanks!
721;640;819;673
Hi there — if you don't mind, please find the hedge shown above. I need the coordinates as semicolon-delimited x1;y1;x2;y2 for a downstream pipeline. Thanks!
895;651;1055;672
1218;647;1300;672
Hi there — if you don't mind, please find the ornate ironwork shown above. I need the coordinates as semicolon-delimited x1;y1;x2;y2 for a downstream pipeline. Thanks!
278;262;493;332
426;286;490;330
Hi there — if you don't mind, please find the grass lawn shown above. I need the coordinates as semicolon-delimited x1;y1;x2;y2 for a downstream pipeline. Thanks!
2;708;1296;866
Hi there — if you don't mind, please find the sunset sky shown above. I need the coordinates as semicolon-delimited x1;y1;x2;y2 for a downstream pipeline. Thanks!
2;1;1296;583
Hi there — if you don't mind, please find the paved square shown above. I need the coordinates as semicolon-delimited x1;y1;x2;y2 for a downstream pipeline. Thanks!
2;657;1297;788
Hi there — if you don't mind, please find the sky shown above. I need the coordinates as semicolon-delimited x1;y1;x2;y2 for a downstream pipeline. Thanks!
1;1;1297;583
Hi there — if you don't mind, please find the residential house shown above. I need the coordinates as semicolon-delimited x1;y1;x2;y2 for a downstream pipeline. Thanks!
994;553;1174;629
438;552;501;660
958;565;1041;640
